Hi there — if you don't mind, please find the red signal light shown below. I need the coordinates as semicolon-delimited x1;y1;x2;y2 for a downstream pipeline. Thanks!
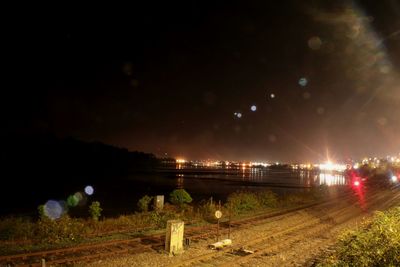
354;180;360;187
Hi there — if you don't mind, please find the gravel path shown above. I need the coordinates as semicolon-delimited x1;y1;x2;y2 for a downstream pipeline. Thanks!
85;190;397;267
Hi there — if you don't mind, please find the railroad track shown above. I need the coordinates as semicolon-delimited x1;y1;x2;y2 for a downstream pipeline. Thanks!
169;200;365;267
0;191;361;266
168;189;400;267
138;200;337;250
0;238;152;267
145;191;359;245
0;203;325;266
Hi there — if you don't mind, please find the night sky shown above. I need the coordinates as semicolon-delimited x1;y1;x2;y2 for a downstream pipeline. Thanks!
3;0;400;162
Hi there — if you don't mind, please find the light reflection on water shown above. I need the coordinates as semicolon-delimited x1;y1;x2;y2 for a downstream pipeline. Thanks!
318;172;346;186
177;174;184;188
172;167;346;188
82;168;348;217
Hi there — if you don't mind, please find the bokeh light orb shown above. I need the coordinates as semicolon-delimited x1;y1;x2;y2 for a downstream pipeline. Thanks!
391;175;397;183
236;112;242;118
67;194;79;207
74;192;83;202
298;77;308;87
74;192;87;206
308;36;322;50
44;200;63;220
270;93;275;99
250;105;257;112
84;185;94;196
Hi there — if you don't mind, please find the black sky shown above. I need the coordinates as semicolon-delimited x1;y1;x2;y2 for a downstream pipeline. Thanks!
3;0;400;162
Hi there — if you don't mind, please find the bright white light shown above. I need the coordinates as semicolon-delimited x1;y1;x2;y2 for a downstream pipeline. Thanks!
234;112;242;118
354;181;360;187
270;93;275;98
84;185;94;196
391;175;397;183
250;105;257;111
319;162;347;172
250;162;269;167
176;159;186;164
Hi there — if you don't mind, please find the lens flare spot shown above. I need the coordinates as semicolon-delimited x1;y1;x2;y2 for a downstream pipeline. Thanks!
67;195;79;207
308;36;322;50
84;185;94;195
299;77;308;87
44;200;63;220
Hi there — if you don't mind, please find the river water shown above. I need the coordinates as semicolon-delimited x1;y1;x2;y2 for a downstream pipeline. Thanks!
1;167;346;217
91;167;346;216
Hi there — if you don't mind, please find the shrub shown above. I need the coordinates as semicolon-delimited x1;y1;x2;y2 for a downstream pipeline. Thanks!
169;189;192;207
137;195;153;212
318;207;400;266
0;217;35;241
225;191;260;215
198;198;218;222
149;211;177;228
163;203;179;213
38;205;46;219
36;215;85;244
89;213;153;235
256;190;278;208
89;201;102;221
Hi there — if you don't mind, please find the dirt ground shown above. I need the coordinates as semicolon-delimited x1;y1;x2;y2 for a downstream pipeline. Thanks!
85;189;398;267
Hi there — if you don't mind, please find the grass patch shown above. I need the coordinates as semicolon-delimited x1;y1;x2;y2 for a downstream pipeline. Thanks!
318;207;400;266
0;188;329;255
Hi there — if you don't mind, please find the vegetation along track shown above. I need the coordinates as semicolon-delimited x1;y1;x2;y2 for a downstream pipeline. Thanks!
0;191;365;266
170;189;400;267
140;196;348;250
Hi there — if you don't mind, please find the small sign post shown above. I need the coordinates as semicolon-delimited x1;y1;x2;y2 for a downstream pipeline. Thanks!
215;210;222;241
154;195;164;210
228;211;231;239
